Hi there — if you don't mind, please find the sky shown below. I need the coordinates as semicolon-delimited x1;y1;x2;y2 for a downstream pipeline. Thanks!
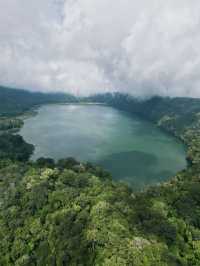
0;0;200;97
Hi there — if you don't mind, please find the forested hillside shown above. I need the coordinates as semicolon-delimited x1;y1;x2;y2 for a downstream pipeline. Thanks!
88;93;200;135
1;89;200;265
89;93;200;168
0;86;77;116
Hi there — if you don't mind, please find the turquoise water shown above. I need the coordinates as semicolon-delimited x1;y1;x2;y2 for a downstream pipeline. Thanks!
19;104;186;188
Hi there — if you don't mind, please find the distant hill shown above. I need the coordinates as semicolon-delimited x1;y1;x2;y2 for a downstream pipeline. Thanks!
0;86;77;116
88;93;200;135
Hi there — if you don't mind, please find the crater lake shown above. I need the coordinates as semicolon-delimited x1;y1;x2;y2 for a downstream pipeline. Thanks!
19;104;187;189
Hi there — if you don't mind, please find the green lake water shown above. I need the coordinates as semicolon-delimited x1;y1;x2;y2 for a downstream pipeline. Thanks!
19;104;186;188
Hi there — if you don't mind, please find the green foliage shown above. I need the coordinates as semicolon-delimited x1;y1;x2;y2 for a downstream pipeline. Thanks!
36;157;55;168
1;156;200;265
0;86;77;116
0;118;23;132
0;133;34;161
0;160;178;265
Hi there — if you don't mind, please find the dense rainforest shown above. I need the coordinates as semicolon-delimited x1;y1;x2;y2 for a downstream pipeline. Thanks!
1;88;200;265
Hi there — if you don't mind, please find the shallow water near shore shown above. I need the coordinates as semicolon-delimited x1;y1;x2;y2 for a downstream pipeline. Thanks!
19;104;186;189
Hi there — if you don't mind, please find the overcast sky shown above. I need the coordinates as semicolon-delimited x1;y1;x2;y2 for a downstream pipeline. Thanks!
0;0;200;97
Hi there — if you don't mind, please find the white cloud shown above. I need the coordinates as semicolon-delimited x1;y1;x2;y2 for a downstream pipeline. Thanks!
0;0;200;97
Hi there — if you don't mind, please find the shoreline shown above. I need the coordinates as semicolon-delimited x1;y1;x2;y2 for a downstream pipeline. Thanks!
17;102;188;190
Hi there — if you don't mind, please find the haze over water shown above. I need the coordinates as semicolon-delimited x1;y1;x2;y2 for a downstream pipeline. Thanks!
19;104;186;189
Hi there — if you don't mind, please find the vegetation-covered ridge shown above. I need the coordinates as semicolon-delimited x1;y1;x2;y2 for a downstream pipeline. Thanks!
88;93;200;170
0;118;24;134
0;86;77;134
0;86;77;117
1;90;200;265
2;155;200;266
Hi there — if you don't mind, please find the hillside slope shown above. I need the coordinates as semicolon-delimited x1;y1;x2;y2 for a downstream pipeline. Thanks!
0;86;77;116
89;93;200;169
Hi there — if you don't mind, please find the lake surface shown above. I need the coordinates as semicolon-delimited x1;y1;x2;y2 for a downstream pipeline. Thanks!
19;104;186;189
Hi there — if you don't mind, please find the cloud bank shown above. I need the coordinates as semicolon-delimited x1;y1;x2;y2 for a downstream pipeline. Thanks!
0;0;200;97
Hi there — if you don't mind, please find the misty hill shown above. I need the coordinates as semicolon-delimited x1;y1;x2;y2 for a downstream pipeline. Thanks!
0;86;77;116
88;93;200;134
